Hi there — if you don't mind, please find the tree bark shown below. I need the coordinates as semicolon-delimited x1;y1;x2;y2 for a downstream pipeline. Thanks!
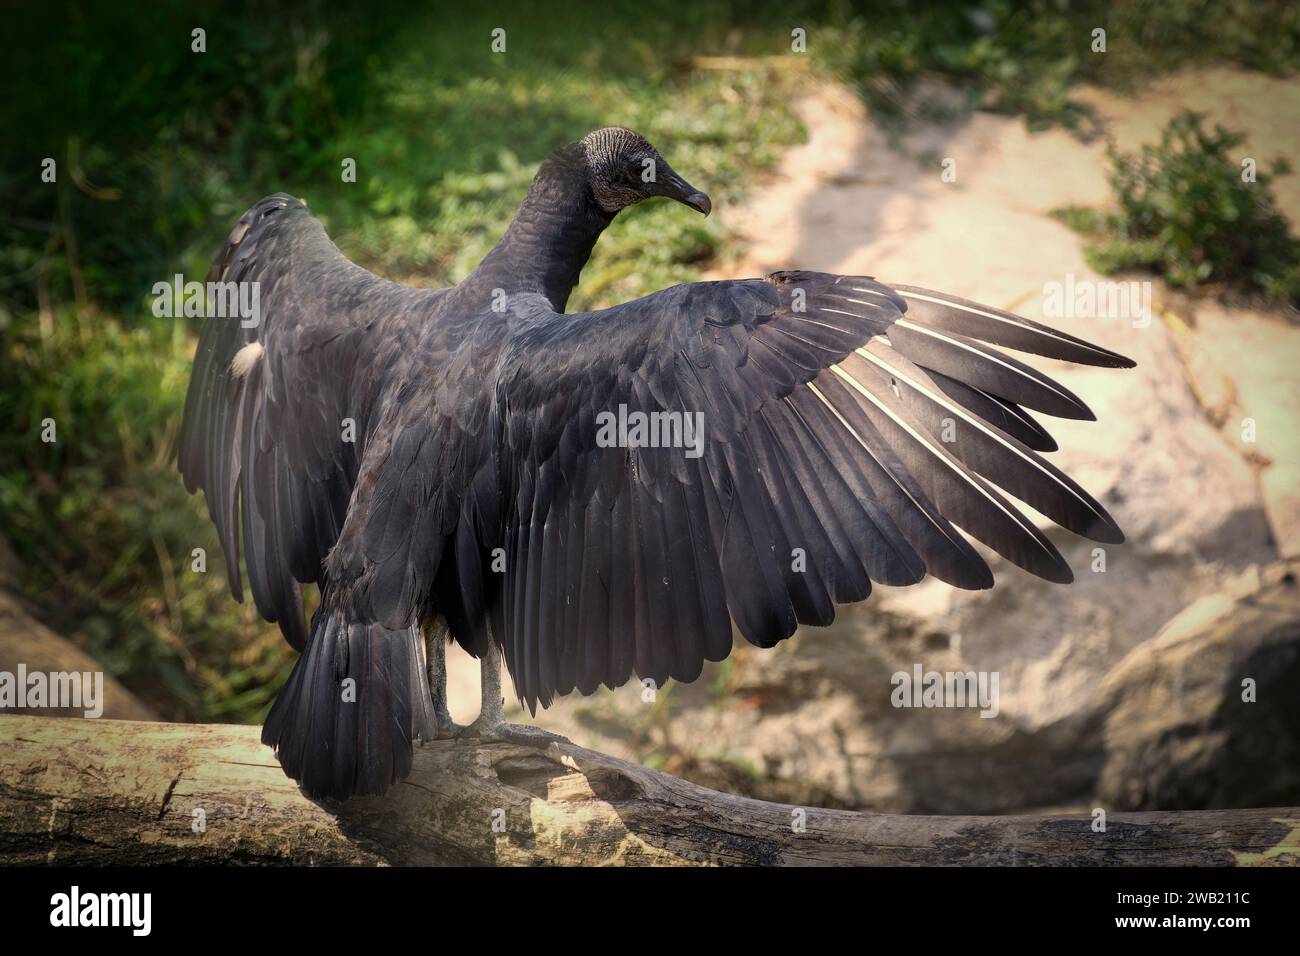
1;714;1296;866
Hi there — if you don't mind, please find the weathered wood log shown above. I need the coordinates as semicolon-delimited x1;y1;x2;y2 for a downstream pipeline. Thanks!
1;714;1296;866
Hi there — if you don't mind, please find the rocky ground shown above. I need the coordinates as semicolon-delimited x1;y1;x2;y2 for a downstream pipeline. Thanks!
462;69;1300;814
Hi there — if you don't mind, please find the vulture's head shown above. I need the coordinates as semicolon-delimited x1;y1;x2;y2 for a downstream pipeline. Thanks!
580;127;712;217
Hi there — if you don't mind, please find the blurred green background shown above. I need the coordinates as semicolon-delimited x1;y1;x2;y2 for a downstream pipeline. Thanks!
1;0;1296;723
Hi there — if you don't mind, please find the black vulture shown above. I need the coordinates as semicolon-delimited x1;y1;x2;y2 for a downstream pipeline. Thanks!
179;127;1133;799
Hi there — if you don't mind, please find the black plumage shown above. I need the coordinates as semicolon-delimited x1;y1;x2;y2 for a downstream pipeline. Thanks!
179;127;1134;799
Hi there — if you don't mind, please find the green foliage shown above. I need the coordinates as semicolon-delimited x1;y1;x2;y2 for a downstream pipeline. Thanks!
0;305;292;719
1053;111;1300;302
820;2;1087;129
820;0;1300;131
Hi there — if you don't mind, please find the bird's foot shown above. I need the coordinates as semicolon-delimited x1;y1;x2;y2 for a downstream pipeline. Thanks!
432;717;466;740
456;716;568;748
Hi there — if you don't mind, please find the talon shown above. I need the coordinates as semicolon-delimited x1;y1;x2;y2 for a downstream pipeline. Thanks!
456;718;568;748
454;715;500;741
498;724;568;748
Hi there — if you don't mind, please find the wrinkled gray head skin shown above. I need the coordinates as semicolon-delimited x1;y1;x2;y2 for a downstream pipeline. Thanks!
580;127;711;216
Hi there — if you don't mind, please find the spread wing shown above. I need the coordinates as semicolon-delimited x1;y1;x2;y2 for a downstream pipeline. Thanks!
487;272;1133;710
178;194;431;649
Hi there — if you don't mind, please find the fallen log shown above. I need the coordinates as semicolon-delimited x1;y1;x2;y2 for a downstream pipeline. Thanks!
0;715;1296;866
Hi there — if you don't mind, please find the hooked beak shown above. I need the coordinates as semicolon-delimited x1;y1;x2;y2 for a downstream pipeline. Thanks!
657;164;712;216
681;188;712;216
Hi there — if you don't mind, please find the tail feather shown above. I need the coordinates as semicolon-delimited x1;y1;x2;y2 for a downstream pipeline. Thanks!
263;608;436;799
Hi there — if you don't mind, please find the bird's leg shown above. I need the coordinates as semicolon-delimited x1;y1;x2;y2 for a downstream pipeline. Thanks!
474;632;505;727
424;617;464;739
458;633;567;747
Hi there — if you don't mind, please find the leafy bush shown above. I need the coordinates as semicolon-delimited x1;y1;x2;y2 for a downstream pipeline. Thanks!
1053;111;1300;303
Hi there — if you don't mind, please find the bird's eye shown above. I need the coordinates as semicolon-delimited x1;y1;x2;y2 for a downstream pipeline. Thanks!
629;158;652;186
